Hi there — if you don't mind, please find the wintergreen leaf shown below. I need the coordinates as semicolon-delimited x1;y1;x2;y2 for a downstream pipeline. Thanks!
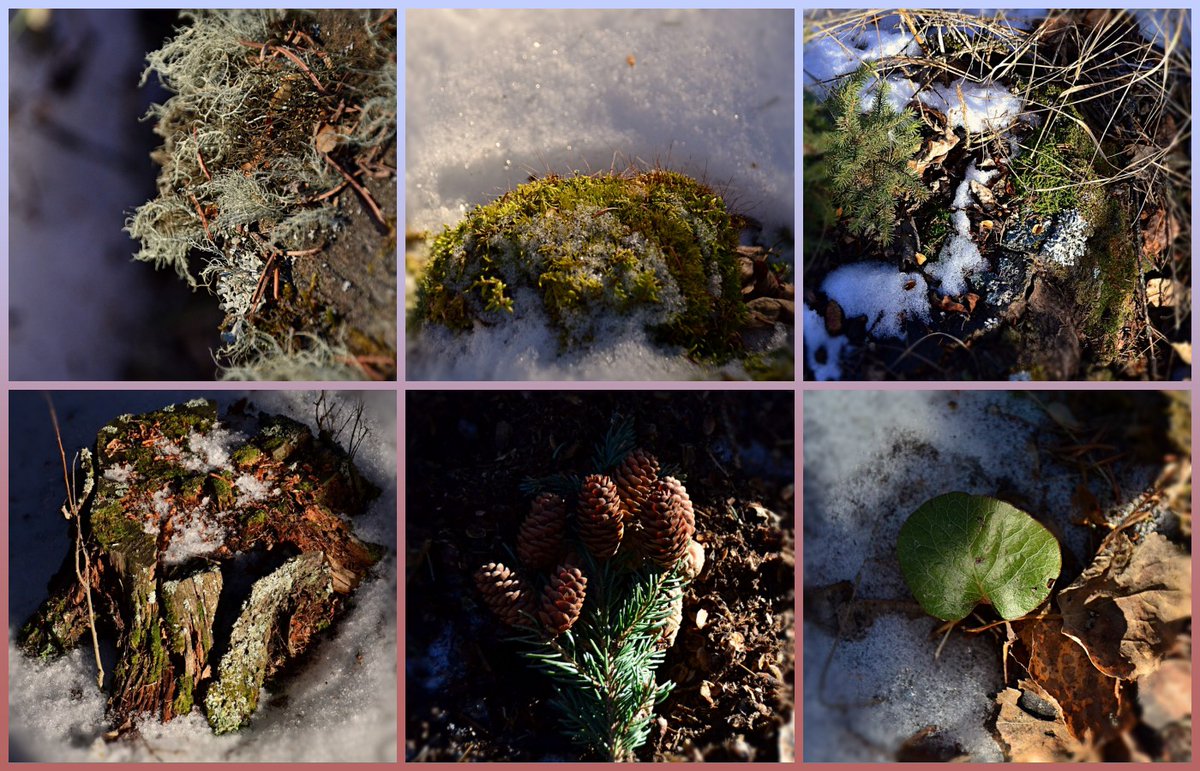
897;492;1062;621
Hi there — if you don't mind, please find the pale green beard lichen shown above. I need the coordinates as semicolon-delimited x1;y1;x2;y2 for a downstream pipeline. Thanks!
126;10;396;380
414;170;749;363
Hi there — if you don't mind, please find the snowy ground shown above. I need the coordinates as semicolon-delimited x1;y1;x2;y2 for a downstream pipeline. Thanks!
406;9;794;380
803;391;1164;761
8;391;396;762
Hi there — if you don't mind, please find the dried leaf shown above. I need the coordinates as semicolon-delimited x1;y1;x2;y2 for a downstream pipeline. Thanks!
938;295;967;314
1014;611;1128;743
1146;277;1188;308
1171;342;1191;366
908;126;959;176
1058;532;1191;680
915;251;928;266
992;684;1096;762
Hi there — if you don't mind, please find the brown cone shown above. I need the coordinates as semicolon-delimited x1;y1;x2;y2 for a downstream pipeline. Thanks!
474;562;532;626
658;475;695;531
579;474;624;560
613;449;661;524
517;492;566;570
681;539;705;582
538;564;588;635
642;477;695;569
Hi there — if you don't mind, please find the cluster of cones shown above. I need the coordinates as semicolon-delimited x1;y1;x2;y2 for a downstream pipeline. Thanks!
475;449;705;638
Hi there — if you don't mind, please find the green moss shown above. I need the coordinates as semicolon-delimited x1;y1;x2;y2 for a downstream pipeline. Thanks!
1079;194;1139;363
1010;104;1100;219
231;444;263;467
414;170;749;362
207;474;236;510
173;676;195;715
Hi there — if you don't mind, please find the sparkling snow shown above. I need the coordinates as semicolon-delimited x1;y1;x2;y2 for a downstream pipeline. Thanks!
927;162;999;296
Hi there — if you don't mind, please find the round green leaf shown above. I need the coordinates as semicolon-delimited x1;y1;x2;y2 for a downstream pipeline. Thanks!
897;493;1062;621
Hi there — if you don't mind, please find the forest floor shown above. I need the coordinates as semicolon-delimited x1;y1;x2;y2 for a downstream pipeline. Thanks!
803;9;1190;381
405;391;795;761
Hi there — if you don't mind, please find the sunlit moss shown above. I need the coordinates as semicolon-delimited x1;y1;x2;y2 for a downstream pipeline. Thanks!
414;170;749;362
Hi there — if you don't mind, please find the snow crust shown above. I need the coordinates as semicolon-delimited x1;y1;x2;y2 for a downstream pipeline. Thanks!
821;262;931;340
8;391;396;762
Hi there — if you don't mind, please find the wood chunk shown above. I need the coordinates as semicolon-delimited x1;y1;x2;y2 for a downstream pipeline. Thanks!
205;553;334;734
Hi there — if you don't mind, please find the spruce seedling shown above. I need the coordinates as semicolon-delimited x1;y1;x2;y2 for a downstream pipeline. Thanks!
475;419;705;761
827;65;928;246
897;492;1062;622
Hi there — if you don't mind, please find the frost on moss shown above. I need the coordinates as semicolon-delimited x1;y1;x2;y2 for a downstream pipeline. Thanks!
126;10;397;379
413;170;749;362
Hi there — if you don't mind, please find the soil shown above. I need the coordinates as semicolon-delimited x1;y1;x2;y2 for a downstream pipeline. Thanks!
405;391;795;761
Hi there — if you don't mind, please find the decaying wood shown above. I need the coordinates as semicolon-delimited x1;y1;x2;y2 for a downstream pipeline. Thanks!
17;399;383;734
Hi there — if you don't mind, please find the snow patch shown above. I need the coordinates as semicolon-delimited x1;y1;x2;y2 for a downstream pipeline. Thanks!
234;474;275;504
802;305;848;381
821;262;930;340
919;79;1024;134
926;162;998;296
181;425;245;473
804;21;917;92
103;463;135;484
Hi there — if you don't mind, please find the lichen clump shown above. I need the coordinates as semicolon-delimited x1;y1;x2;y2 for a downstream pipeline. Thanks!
127;10;396;379
414;170;748;362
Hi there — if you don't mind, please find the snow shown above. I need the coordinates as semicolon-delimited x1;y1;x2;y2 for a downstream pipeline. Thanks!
927;162;998;296
803;391;1164;761
802;305;847;381
103;464;135;484
919;79;1024;134
8;391;396;762
803;20;917;92
161;505;227;566
235;474;275;504
182;426;245;473
821;262;931;340
407;9;793;380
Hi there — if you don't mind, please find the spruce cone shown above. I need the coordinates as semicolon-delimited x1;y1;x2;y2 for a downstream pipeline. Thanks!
658;475;695;531
613;449;661;523
474;562;532;627
518;492;567;570
642;477;695;569
538;564;588;635
578;474;624;560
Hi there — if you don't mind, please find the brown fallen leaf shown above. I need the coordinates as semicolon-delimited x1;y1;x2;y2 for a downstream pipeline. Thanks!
965;293;980;313
939;295;967;314
824;299;844;335
908;125;959;176
1014;611;1130;745
915;251;928;266
969;180;996;207
992;683;1098;762
1058;532;1191;680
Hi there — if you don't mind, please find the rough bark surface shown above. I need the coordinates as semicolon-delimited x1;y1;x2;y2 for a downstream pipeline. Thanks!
17;398;383;733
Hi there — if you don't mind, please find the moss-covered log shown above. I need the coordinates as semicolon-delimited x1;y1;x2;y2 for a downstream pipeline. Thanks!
18;398;383;732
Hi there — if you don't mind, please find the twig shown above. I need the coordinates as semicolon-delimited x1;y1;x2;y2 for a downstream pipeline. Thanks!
323;152;388;229
193;127;211;181
188;192;212;240
44;395;104;689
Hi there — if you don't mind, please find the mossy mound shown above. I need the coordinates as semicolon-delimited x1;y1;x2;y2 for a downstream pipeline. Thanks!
414;171;749;362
